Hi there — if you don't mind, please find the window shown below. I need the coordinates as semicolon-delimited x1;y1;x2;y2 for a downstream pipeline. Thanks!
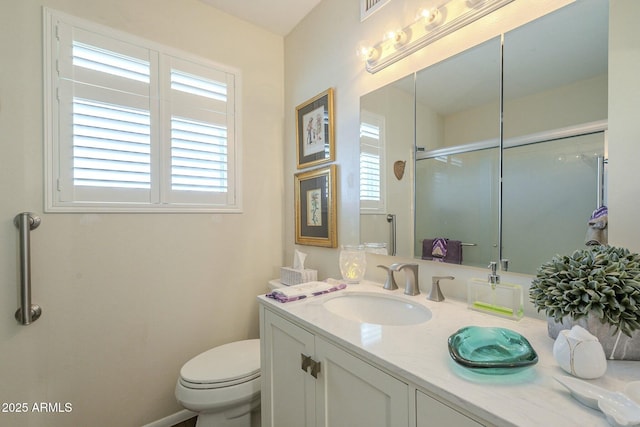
44;9;241;212
359;112;385;213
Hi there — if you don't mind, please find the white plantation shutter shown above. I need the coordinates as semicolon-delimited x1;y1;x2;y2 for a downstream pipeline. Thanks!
360;150;381;200
164;58;236;206
360;113;386;213
45;9;241;212
170;117;227;192
72;98;151;189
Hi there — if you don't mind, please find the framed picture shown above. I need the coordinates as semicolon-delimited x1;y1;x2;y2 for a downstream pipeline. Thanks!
295;88;335;169
295;165;337;248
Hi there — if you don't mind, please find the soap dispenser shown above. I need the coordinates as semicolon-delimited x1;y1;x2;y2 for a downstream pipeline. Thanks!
467;262;523;320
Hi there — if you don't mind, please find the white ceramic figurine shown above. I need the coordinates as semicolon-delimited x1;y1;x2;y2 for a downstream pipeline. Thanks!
553;325;607;379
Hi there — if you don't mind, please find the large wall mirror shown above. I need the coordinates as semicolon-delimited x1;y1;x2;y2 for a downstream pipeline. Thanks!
359;0;609;275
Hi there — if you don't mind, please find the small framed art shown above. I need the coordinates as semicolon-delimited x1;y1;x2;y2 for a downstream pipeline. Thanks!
294;165;337;248
295;88;335;169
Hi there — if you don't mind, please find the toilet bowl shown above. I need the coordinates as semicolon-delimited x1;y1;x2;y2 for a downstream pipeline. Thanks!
175;339;261;427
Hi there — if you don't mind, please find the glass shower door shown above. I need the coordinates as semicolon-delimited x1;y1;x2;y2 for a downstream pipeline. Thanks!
501;132;606;274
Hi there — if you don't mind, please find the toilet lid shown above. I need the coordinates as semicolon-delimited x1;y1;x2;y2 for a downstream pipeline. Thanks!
180;339;260;386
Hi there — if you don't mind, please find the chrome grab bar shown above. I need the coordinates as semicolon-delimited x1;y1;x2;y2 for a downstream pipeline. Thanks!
14;212;42;325
386;214;396;256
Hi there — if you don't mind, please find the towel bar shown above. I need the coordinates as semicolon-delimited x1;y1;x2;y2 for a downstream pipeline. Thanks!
14;212;42;325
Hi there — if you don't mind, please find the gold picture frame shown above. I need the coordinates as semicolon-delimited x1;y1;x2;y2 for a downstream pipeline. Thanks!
294;165;337;248
295;88;335;169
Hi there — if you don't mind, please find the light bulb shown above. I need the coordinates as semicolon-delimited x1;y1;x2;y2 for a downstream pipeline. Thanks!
365;46;381;63
356;39;381;64
422;7;443;29
384;30;398;42
392;30;408;47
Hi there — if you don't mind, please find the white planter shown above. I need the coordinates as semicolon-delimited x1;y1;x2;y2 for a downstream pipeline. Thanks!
548;315;640;361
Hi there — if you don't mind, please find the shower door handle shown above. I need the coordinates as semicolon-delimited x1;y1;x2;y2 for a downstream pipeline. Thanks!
14;212;42;325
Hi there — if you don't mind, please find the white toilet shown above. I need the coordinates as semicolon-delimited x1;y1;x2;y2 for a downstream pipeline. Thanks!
175;339;261;427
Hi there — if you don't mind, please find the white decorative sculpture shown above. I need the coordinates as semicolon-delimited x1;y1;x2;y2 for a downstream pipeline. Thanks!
553;325;607;379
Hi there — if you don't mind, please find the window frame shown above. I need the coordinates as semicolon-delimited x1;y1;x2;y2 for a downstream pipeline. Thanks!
43;8;242;213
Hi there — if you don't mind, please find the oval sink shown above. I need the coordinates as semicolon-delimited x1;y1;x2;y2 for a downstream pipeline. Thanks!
322;292;432;326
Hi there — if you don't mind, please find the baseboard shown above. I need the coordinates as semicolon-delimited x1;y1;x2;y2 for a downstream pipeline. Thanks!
141;409;197;427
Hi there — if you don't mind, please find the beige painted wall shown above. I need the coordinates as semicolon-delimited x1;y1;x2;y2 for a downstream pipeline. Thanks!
609;0;640;250
0;0;284;425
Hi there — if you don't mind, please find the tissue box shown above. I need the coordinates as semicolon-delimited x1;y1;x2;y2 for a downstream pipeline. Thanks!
280;267;317;286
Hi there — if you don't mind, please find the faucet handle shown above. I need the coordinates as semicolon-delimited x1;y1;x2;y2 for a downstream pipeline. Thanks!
377;265;398;291
428;276;455;302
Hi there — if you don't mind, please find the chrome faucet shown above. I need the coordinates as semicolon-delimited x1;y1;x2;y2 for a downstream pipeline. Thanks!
377;265;398;290
428;276;455;302
390;263;420;296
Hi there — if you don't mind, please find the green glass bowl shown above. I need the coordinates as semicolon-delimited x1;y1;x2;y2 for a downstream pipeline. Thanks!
447;326;538;374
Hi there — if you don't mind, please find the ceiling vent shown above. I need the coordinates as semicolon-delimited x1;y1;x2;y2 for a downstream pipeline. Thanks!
361;0;390;21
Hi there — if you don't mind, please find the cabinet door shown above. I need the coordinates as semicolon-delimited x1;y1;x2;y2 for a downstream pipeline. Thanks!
316;337;409;427
262;309;316;427
416;390;482;427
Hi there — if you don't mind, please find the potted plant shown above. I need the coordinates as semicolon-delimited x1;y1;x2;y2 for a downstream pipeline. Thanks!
530;245;640;360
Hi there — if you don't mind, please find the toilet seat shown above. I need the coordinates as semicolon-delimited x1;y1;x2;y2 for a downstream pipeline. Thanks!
179;339;260;390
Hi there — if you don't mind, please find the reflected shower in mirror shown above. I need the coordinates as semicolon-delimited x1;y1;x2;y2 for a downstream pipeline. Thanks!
414;37;501;267
501;0;608;274
502;133;605;274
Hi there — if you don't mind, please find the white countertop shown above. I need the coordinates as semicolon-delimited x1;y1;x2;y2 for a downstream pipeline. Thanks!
258;281;640;427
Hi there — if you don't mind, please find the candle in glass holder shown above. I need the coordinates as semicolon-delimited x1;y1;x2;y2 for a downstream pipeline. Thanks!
339;245;366;283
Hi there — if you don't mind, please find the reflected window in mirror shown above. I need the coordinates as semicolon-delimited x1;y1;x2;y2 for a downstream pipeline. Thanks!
360;112;385;214
360;74;415;256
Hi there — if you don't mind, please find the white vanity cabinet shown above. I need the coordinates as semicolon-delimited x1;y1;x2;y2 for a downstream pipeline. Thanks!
261;308;409;427
416;390;482;427
259;283;639;427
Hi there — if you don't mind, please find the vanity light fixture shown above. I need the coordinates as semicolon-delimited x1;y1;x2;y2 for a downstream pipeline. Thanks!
364;0;514;73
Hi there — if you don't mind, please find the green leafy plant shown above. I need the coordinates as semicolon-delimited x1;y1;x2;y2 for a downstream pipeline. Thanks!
530;245;640;337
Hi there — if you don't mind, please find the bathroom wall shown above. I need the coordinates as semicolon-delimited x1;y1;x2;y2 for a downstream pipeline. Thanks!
0;1;283;426
608;0;640;250
284;0;640;303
